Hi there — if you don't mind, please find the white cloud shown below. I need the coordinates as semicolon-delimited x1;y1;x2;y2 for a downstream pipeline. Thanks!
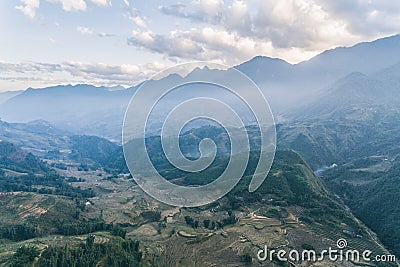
128;27;291;64
98;32;115;37
54;0;112;11
223;1;251;35
143;0;400;64
88;0;111;7
77;26;94;35
157;1;335;63
130;14;147;28
17;0;112;16
0;61;62;73
64;61;167;84
159;0;223;23
76;27;114;37
319;0;400;36
0;60;166;88
127;9;148;28
194;0;224;17
55;0;87;11
128;30;204;59
15;0;40;19
130;30;154;44
159;4;186;17
123;0;129;7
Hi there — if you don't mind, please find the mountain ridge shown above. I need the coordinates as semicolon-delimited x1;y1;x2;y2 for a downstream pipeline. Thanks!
1;34;399;138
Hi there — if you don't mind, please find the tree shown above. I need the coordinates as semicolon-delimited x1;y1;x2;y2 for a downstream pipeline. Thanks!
11;245;40;266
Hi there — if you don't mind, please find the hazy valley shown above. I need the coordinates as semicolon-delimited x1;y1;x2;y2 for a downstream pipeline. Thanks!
1;34;400;266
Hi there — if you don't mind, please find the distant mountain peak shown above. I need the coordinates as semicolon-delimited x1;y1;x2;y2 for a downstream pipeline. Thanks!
342;71;368;80
301;34;400;70
237;55;292;67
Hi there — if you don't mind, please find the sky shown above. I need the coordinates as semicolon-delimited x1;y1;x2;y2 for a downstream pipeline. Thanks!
0;0;400;91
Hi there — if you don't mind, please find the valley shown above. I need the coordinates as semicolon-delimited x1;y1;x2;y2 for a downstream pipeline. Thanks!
1;148;396;266
1;34;400;266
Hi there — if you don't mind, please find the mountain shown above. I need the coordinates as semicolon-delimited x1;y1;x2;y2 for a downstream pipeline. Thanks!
235;34;400;114
1;34;400;262
279;60;400;159
68;135;128;173
297;34;400;82
0;84;137;139
0;150;395;266
323;155;400;257
0;90;22;106
290;63;400;121
0;139;95;200
120;104;400;260
0;119;71;155
0;120;130;175
0;140;48;174
69;135;121;165
1;35;399;139
235;55;294;82
276;60;400;257
136;150;394;266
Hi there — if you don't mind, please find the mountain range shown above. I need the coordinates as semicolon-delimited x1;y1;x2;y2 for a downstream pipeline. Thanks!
1;33;400;262
1;34;400;139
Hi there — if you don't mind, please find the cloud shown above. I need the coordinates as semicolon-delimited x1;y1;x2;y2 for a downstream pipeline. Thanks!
53;0;87;11
76;26;114;37
15;0;40;18
159;0;223;23
159;4;186;17
63;61;166;82
66;61;166;84
128;27;316;64
130;15;147;28
88;0;111;7
77;26;94;35
0;61;62;73
128;30;204;59
98;32;115;37
17;0;112;16
125;7;149;28
137;0;400;64
246;0;357;50
194;0;224;17
52;0;111;11
0;60;166;88
319;0;400;36
146;0;359;63
122;0;130;7
127;8;148;28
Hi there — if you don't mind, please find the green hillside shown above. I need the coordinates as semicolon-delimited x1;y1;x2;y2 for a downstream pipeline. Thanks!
324;157;400;256
0;141;48;174
0;149;395;266
0;141;94;198
277;63;400;258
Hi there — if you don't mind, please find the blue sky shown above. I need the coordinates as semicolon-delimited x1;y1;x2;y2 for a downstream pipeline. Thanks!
1;0;400;91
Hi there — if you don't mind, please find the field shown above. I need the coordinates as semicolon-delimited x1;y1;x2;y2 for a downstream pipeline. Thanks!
0;152;397;266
